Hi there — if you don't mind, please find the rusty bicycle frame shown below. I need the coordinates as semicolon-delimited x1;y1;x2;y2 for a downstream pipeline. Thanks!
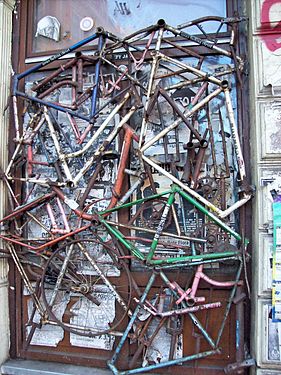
108;260;243;375
1;14;251;374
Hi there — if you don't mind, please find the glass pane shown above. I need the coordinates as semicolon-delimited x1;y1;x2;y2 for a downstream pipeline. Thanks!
32;0;226;54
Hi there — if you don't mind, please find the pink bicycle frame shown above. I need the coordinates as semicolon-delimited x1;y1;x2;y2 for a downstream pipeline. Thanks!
171;264;243;305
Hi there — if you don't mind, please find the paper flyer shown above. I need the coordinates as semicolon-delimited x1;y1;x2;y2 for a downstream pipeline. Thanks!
272;198;281;321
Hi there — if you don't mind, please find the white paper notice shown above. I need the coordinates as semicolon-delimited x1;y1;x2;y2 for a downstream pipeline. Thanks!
70;285;116;350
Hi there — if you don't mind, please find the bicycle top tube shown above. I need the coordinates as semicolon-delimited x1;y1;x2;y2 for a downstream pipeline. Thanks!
99;184;247;245
16;30;103;82
50;182;248;247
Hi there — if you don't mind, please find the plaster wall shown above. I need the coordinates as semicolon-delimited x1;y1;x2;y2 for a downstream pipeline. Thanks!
249;0;281;373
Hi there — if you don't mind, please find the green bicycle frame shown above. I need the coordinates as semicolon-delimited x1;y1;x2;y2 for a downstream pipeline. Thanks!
98;184;247;266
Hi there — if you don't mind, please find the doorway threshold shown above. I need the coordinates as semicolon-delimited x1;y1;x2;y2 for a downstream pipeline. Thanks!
1;359;112;375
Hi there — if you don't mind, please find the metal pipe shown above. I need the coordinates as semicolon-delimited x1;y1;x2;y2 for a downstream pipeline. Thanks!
38;80;77;99
156;256;240;270
149;250;240;266
0;192;56;223
109;272;156;365
161;302;221;317
31;57;78;91
129;316;167;369
129;30;155;70
56;197;70;232
164;68;235;92
157;52;222;85
106;126;135;210
115;349;219;374
142;154;251;220
141;154;221;215
23;115;46;144
78;163;103;208
12;96;20;141
146;192;176;262
223;82;246;180
215;261;243;346
78;242;130;314
0;224;91;252
190;129;209;188
16;90;90;122
17;31;101;80
8;244;45;316
177;16;247;30
160;270;217;349
165;23;233;59
91;35;104;117
138;27;164;147
234;286;245;371
106;220;206;242
65;92;131;159
117;174;146;206
72;106;136;185
158;87;205;142
100;56;146;91
141;87;223;152
44;109;73;182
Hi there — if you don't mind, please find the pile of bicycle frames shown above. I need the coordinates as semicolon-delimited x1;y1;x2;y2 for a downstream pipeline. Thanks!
0;16;253;374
